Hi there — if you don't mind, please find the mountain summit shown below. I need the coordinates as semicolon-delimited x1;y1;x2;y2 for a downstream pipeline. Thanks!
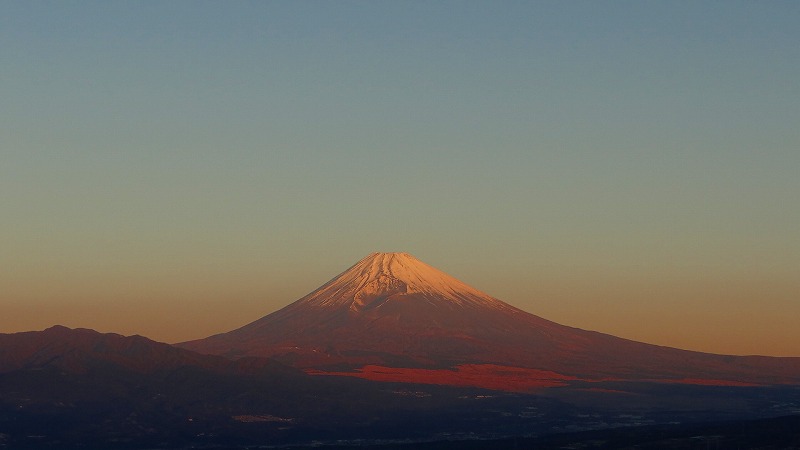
294;252;509;312
180;252;800;387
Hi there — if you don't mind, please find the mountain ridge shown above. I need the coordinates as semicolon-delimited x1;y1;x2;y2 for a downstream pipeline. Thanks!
0;325;297;376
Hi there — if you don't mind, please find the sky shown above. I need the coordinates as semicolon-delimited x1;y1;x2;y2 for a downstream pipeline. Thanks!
2;1;799;356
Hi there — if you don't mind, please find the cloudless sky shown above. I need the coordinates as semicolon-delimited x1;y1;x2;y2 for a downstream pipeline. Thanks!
2;1;799;356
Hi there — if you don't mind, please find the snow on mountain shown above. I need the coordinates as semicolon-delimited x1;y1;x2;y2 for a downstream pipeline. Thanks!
295;252;512;312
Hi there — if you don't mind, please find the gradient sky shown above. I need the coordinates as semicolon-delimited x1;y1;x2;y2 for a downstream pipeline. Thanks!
2;1;799;356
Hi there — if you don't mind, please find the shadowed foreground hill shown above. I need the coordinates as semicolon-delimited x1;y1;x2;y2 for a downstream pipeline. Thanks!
292;415;800;450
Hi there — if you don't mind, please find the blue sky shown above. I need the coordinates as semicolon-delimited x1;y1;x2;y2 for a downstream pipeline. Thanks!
2;1;799;354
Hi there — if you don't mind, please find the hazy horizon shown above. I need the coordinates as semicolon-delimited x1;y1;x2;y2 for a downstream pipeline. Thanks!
3;1;799;356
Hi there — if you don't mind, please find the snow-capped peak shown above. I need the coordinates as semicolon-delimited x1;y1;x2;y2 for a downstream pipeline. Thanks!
298;252;509;311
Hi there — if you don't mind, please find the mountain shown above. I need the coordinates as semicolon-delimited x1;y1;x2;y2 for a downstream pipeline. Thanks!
1;325;221;375
180;252;800;388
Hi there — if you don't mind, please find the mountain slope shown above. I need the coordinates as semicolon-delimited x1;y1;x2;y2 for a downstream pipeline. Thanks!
179;252;800;386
